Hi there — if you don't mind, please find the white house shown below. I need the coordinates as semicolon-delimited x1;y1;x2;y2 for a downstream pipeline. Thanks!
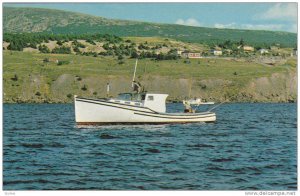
181;52;202;58
211;50;222;56
270;46;279;50
243;45;254;52
259;49;269;54
177;50;184;55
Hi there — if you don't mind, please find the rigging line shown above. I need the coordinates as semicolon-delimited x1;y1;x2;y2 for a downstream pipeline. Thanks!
208;101;227;112
193;103;202;113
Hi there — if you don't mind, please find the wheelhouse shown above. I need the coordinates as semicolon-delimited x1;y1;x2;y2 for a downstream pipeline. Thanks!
116;92;146;102
110;92;168;113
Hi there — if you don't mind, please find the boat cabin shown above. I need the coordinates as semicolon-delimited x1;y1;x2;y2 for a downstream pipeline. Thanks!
110;92;168;113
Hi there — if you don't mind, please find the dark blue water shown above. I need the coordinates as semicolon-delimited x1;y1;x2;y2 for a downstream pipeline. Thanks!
3;103;297;190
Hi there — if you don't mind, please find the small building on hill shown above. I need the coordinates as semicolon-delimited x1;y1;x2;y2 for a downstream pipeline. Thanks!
181;52;202;58
211;50;222;56
259;49;269;54
270;46;280;50
177;50;184;55
243;45;254;52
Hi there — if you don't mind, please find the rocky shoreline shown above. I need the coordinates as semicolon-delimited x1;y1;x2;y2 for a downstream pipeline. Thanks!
4;72;297;104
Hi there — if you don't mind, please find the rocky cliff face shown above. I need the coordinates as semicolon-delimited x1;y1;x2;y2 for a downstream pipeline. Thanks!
243;71;297;102
141;71;297;103
4;71;297;103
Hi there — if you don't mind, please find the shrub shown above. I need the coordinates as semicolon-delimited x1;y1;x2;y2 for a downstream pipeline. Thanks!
81;84;88;91
73;46;80;53
43;58;50;63
38;45;50;53
118;55;124;60
86;39;96;45
184;60;191;64
28;43;37;49
73;40;86;48
102;43;110;50
11;74;18;81
98;51;107;56
57;40;63;46
130;51;139;59
35;92;41;96
67;94;72;98
57;60;70;66
52;46;71;54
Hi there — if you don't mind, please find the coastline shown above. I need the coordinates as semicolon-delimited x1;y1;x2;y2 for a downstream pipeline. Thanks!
4;72;297;104
3;98;297;104
4;52;297;105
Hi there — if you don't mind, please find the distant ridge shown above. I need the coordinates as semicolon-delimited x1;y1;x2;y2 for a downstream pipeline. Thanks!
3;7;297;47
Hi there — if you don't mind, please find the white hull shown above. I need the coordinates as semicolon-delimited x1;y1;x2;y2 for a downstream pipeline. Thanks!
74;97;216;125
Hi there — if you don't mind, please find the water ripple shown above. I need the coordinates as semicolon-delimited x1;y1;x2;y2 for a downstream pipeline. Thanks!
3;103;297;190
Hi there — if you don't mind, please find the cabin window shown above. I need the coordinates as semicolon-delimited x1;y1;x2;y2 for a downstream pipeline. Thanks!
124;101;131;104
147;96;154;101
135;103;141;106
141;94;146;100
117;93;132;101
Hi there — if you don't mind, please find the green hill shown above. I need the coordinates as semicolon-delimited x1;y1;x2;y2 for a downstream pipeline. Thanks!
3;51;297;103
3;7;297;47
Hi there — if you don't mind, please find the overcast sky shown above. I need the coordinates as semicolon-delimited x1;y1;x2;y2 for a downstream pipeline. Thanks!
5;2;298;33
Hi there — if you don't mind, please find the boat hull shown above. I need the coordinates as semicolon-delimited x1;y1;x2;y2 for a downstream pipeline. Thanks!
74;97;216;125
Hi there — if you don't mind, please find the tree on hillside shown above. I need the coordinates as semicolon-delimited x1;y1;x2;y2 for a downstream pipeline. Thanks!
239;38;244;46
57;40;63;46
118;55;124;61
86;38;96;45
131;51;139;59
73;40;85;48
38;45;50;53
28;43;37;49
73;46;80;53
7;42;18;51
52;46;71;54
102;43;110;50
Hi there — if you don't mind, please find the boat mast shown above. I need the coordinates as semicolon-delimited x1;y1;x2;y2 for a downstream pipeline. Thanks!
132;58;138;87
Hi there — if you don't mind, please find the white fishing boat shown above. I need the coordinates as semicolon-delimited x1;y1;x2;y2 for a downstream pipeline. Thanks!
74;60;217;125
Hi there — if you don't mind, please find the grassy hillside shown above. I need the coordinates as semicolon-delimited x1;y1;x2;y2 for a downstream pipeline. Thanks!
3;7;297;47
3;51;297;103
3;33;209;57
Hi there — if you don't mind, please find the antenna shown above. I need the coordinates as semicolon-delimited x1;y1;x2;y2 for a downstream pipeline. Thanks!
132;58;138;87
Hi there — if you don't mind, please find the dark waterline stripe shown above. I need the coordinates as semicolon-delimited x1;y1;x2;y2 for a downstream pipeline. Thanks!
76;121;215;125
133;112;215;119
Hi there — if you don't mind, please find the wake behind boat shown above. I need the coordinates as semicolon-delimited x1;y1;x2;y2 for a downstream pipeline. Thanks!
74;59;217;125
